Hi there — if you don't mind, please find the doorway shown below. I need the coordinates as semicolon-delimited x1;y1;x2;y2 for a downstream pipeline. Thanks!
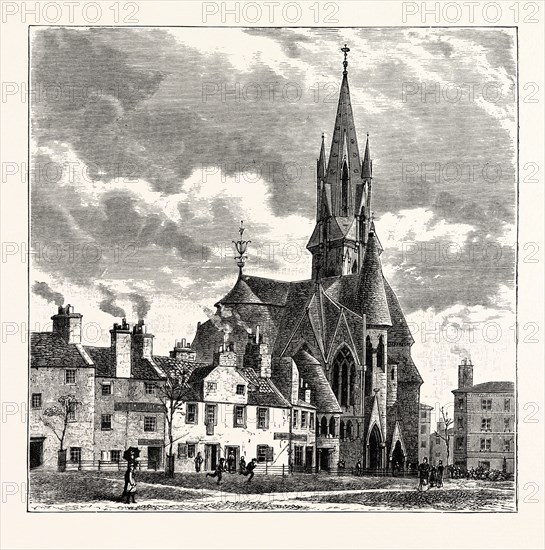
318;448;330;471
147;446;163;470
391;440;405;474
225;446;239;473
368;425;382;469
305;447;313;469
29;438;44;469
205;444;219;471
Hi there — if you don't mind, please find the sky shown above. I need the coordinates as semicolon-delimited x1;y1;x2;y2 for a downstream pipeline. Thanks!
30;27;517;417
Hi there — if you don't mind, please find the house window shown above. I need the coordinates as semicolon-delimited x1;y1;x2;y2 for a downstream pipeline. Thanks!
301;411;308;429
479;461;490;470
458;398;464;410
31;393;42;409
294;446;303;466
234;405;246;428
65;369;76;384
257;408;269;429
69;447;81;463
420;411;427;419
309;413;314;431
187;444;196;459
257;445;273;463
457;417;463;429
101;382;112;395
481;399;492;411
480;438;492;451
177;443;187;459
144;382;156;395
67;401;77;422
420;441;426;448
110;450;121;463
504;398;511;412
186;403;198;424
504;418;511;432
436;436;440;445
481;418;492;432
420;425;426;434
206;382;217;393
144;416;157;432
503;439;512;452
236;384;245;395
456;437;464;451
101;414;112;430
293;410;298;429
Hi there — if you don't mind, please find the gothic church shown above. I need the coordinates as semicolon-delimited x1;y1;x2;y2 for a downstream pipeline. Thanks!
192;46;423;470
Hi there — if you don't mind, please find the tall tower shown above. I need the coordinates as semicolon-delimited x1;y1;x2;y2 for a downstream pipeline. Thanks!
307;44;374;279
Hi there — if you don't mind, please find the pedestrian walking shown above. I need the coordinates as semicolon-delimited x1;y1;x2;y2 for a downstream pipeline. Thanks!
417;457;430;492
436;460;444;488
244;458;257;482
194;452;203;473
355;460;362;476
123;463;137;504
206;458;225;485
239;455;246;475
429;465;437;488
227;451;236;473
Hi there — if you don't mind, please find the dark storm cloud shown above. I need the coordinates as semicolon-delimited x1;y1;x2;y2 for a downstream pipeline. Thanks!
31;27;516;314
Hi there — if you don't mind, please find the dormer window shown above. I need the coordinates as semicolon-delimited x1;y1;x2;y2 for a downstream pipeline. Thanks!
206;382;217;393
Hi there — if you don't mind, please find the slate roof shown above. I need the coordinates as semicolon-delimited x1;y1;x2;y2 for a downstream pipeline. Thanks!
31;332;91;368
217;275;291;307
453;381;514;394
384;279;415;345
356;231;392;326
239;367;291;408
85;346;164;380
293;349;342;414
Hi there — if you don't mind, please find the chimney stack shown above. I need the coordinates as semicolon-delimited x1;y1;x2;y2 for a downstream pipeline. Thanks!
170;338;196;362
458;358;473;389
110;318;131;378
51;304;82;344
213;341;237;367
243;325;271;378
132;319;154;360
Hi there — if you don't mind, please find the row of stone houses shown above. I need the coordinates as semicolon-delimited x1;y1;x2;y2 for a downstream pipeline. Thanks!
30;305;322;472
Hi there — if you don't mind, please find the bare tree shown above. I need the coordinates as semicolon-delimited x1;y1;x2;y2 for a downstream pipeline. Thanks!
42;395;79;472
437;406;454;471
156;365;189;478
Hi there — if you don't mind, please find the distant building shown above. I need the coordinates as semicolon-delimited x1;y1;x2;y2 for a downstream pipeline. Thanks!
452;359;515;473
430;420;454;467
418;403;434;463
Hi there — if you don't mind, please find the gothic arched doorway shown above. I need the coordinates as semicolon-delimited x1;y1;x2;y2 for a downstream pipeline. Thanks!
368;424;382;469
391;440;405;472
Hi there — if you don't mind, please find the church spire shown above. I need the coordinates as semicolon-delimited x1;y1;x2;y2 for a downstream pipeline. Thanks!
317;133;326;182
362;132;372;179
326;44;361;217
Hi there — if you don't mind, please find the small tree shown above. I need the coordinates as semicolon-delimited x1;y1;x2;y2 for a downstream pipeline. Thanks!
42;395;79;472
156;365;188;478
437;406;454;472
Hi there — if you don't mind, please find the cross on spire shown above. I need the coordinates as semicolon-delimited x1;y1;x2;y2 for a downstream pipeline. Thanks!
341;44;350;74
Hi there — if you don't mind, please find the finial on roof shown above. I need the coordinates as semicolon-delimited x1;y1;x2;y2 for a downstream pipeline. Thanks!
341;44;350;74
233;220;251;277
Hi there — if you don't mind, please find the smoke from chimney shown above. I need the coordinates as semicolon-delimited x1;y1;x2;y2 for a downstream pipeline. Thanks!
98;284;126;317
129;293;151;319
32;281;64;306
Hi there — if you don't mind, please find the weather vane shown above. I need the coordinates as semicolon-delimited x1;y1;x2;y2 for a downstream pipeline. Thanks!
341;43;350;73
233;220;251;276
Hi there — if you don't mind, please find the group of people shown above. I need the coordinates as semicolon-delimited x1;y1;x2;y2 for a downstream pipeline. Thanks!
122;450;138;504
417;457;445;491
204;454;258;485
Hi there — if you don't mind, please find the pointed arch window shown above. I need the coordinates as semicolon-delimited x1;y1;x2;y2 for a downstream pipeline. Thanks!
349;364;357;405
320;416;328;437
365;336;373;396
329;416;336;438
332;346;356;407
340;420;345;440
346;420;353;440
377;335;385;371
341;159;349;216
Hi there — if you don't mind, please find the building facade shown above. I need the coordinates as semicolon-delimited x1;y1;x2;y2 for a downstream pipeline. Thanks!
191;48;423;471
418;404;433;463
430;422;454;467
452;359;515;473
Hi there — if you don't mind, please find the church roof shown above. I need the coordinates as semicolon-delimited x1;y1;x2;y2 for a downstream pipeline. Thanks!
356;231;392;326
217;275;291;307
384;279;415;345
292;349;342;413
